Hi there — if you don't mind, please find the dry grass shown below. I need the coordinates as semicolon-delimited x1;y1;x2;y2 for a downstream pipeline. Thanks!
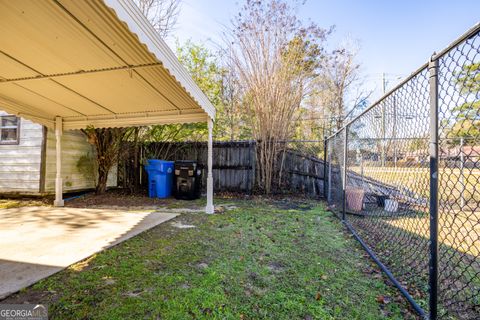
350;166;480;203
350;210;479;319
385;212;479;257
0;198;50;209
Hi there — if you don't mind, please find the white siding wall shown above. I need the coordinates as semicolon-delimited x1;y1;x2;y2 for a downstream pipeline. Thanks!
0;110;118;194
0;112;43;193
44;129;117;192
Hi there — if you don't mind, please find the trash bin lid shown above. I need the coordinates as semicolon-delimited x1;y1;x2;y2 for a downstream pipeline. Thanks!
147;159;174;174
175;160;197;164
174;160;197;170
148;159;174;166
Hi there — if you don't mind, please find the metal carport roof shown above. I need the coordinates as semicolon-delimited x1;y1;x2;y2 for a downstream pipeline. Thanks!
0;0;215;213
0;0;216;129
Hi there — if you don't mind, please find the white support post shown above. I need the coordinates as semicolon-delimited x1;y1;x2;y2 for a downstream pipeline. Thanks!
205;118;214;214
54;116;64;207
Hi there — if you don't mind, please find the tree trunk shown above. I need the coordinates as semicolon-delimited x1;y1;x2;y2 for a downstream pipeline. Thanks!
133;127;140;193
96;167;109;194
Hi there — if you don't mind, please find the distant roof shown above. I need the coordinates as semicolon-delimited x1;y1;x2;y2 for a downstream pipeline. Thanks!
440;145;480;157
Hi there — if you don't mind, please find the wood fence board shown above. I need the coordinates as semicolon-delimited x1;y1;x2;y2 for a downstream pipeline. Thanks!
119;141;325;196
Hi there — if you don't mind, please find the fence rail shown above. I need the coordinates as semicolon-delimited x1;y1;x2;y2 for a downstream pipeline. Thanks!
326;23;480;320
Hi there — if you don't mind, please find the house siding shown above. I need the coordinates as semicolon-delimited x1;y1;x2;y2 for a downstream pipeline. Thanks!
44;129;117;192
0;110;117;194
0;112;43;193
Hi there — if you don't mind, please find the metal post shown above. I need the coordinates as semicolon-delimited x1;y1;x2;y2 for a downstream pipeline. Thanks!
381;102;386;167
393;96;398;168
327;141;332;204
323;138;328;199
247;140;252;194
428;56;439;320
342;127;348;220
382;73;387;168
360;152;364;186
460;137;465;209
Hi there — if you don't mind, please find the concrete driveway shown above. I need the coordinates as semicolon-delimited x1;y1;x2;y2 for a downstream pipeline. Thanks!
0;206;178;299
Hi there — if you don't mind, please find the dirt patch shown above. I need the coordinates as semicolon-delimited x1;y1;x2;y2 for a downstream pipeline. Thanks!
171;221;196;229
1;289;59;305
271;198;314;211
65;189;203;210
267;261;285;273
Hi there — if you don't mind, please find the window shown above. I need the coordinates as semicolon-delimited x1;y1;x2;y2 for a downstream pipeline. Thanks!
0;115;20;144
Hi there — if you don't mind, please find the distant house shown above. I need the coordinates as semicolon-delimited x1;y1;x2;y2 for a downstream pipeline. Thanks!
0;111;116;194
367;145;480;167
402;150;428;163
440;145;480;160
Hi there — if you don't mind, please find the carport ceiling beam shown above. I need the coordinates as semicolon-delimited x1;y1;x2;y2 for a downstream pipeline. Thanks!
0;62;163;84
62;111;209;130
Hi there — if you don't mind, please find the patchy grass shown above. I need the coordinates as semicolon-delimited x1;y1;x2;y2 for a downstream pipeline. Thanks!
3;199;411;319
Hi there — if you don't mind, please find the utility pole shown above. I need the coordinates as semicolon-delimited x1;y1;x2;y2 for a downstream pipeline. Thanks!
382;72;387;94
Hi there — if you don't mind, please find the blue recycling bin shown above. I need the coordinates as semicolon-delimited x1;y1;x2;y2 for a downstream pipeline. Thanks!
144;165;158;198
145;160;174;198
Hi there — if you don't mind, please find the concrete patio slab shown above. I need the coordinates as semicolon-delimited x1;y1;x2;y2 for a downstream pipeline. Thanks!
0;206;178;299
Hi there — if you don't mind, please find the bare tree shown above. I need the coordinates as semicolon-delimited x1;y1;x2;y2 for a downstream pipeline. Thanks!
320;43;361;130
81;1;181;194
226;0;329;194
82;127;133;194
134;0;181;38
294;40;372;146
219;66;245;141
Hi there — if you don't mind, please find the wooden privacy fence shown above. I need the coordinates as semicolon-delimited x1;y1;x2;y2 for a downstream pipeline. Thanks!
118;140;325;197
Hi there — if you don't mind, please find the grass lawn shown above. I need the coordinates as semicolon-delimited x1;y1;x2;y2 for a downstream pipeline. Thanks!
2;198;411;319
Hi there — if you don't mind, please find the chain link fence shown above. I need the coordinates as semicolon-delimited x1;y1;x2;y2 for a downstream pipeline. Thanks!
325;131;345;219
325;24;480;319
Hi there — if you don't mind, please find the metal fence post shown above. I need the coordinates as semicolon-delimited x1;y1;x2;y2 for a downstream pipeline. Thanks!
460;137;465;209
323;138;328;199
327;141;332;204
342;127;348;221
428;55;439;320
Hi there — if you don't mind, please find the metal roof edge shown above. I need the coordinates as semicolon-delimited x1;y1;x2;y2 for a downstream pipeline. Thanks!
102;0;216;120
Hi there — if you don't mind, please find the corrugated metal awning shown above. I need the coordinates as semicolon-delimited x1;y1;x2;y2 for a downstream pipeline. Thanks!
0;0;215;130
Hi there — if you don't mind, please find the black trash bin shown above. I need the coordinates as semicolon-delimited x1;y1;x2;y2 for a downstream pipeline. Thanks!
174;160;202;200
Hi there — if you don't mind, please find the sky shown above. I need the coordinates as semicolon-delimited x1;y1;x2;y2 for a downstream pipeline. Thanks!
166;0;480;102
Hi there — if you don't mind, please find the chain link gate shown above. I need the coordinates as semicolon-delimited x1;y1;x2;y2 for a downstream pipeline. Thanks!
325;23;480;320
